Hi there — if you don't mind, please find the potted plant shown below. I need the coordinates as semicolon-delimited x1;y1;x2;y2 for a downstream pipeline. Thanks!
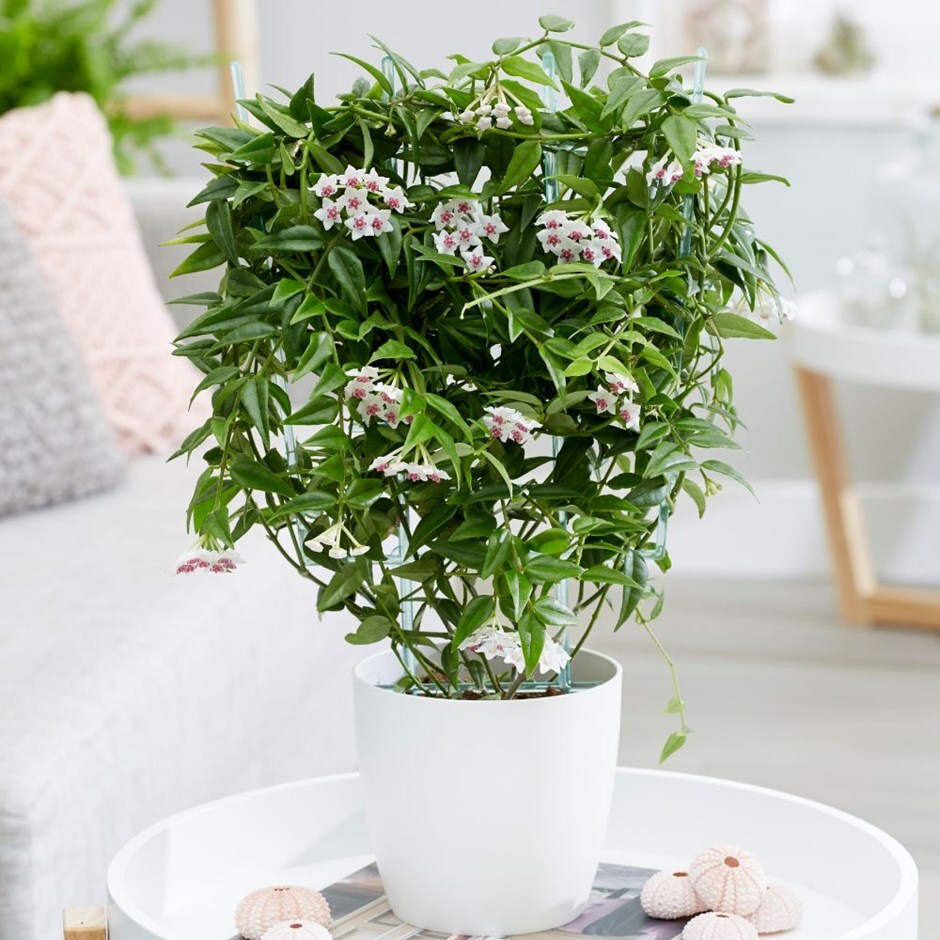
170;16;790;935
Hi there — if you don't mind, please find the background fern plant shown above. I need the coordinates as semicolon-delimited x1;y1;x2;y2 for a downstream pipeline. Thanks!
0;0;202;171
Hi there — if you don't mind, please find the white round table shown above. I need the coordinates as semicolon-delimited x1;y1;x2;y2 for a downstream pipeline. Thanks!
107;769;918;940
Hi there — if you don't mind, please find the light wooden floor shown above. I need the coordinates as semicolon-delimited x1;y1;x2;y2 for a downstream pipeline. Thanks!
589;578;940;934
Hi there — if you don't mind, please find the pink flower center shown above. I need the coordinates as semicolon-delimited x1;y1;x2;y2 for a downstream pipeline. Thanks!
545;219;560;229
583;247;596;261
386;197;400;209
365;180;381;191
439;210;453;224
327;207;339;220
353;217;367;230
560;248;575;261
485;223;497;234
459;228;474;241
371;216;385;231
546;233;561;246
457;201;472;213
347;195;363;210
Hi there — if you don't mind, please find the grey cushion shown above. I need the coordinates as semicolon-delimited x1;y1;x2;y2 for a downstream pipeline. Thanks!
0;198;123;515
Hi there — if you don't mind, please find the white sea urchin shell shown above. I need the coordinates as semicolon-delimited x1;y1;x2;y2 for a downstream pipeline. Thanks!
688;845;768;916
748;884;803;934
235;886;331;940
683;911;760;940
261;922;332;940
641;869;708;919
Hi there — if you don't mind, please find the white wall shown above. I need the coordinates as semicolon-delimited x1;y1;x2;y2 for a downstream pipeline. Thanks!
129;0;940;579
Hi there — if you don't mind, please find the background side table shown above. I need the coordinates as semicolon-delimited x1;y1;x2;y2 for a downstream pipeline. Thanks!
788;292;940;630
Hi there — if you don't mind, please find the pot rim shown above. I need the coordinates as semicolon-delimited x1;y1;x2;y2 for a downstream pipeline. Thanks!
352;646;621;706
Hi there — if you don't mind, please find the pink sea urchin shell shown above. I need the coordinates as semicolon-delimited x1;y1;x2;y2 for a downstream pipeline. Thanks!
683;911;759;940
235;886;331;940
688;845;767;916
748;885;803;934
641;870;708;919
261;922;333;940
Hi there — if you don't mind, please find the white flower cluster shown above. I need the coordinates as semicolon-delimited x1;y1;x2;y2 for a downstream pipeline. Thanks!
431;198;508;274
459;624;570;676
312;165;412;241
458;98;534;130
368;455;451;483
175;548;243;575
344;366;405;428
535;211;622;267
647;144;742;187
483;406;539;445
588;371;642;431
308;520;369;558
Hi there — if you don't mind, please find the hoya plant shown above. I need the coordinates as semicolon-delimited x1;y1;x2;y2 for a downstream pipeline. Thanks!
170;17;790;749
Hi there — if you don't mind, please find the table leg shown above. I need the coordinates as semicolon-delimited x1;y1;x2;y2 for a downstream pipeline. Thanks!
795;365;940;630
63;907;106;940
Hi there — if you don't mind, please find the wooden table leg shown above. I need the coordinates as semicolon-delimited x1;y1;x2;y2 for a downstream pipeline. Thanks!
795;365;940;630
794;366;876;624
63;907;107;940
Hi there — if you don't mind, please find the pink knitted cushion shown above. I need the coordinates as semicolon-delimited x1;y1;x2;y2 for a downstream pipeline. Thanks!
0;93;203;455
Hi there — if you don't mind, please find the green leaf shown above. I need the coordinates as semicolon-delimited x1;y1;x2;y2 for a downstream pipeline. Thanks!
665;696;685;714
528;527;570;555
206;199;238;265
649;54;704;78
682;478;707;518
581;564;642;587
615;550;648;628
319;563;366;611
500;139;543;192
539;14;574;31
229;460;294;498
725;87;795;104
453;137;486;187
481;530;514;579
517;612;545;677
493;36;524;55
327;246;366;312
345;615;393;645
533;596;578;627
295;332;334;380
371;339;415;361
271;491;336;516
525;555;583;582
501;55;558;88
452;595;496;649
702;459;756;498
709;313;776;340
621;88;663;126
662;114;698;165
170;241;226;277
502;569;532;621
659;731;687;764
253;225;323;252
599;21;644;46
617;32;650;58
578;48;601;87
258;97;309;137
240;375;270;449
334;53;394;94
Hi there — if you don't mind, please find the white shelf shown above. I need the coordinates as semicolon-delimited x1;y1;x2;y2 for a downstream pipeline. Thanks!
787;292;940;391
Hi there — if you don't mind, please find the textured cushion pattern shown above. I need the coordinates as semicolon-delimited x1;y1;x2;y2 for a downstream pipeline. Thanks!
0;93;205;455
0;457;363;940
0;197;123;515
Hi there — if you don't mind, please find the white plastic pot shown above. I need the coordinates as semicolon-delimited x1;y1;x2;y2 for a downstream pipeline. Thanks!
352;648;622;935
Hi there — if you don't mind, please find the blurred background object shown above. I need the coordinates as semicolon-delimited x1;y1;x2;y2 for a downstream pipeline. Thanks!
683;0;770;74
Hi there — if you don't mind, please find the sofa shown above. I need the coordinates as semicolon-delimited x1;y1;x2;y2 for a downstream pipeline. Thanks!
0;179;364;940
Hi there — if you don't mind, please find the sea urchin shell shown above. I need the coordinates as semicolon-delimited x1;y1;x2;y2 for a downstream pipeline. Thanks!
641;869;708;919
235;886;331;940
688;845;767;916
683;911;760;940
748;884;803;934
261;922;332;940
